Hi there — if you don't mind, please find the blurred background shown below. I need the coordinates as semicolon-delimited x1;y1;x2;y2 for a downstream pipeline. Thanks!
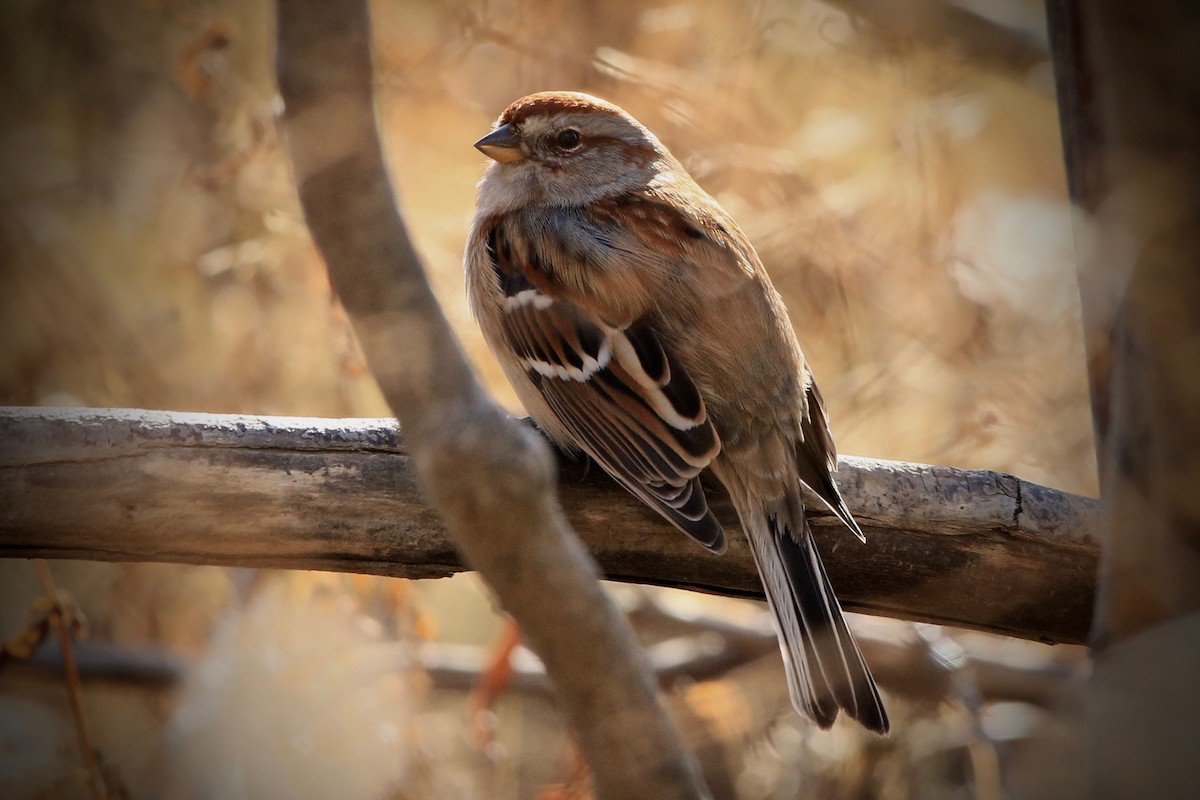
0;0;1095;797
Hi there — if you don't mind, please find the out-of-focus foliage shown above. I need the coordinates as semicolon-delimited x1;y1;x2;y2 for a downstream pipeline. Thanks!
0;0;1092;797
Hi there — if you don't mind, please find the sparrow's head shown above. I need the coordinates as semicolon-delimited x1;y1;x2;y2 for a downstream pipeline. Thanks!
474;92;673;208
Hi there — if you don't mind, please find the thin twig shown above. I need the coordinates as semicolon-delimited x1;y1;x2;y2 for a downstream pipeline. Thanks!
33;559;109;800
914;625;1004;800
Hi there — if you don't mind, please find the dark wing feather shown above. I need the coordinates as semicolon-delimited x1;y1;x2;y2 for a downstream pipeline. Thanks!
795;371;865;541
488;220;726;552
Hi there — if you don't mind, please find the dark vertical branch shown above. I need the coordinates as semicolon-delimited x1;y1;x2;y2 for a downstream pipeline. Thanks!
273;2;709;797
1046;1;1102;213
1046;1;1111;443
1048;2;1200;796
1048;0;1200;646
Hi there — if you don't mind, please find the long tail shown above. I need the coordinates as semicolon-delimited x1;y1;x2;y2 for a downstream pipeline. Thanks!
741;500;889;733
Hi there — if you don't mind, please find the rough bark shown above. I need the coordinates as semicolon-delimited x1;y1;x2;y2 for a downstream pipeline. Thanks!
273;2;707;797
0;406;1100;645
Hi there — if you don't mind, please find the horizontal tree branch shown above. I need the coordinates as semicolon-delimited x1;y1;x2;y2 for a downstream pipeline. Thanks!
21;615;1073;711
420;625;1076;712
0;406;1100;644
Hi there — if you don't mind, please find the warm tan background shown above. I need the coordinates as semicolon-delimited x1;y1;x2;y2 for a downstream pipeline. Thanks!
0;0;1094;797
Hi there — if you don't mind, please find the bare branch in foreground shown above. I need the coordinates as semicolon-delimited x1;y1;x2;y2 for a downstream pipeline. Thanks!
0;407;1100;644
272;2;706;797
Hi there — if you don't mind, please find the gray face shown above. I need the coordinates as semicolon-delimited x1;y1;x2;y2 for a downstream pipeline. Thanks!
494;111;670;207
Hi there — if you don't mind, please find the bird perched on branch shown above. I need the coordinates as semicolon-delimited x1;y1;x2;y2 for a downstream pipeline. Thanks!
464;91;888;734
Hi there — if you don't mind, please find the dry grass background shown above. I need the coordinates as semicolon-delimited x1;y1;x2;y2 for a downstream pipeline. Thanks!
0;0;1094;797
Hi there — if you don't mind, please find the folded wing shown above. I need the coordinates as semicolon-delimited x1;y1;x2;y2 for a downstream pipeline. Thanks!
486;223;726;552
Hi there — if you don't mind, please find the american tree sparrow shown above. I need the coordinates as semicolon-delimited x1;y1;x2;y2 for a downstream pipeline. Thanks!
465;91;887;733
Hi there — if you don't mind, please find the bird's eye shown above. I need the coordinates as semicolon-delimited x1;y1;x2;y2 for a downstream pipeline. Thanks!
555;129;582;151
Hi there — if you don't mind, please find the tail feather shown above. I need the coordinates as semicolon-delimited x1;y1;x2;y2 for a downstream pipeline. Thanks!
744;506;889;733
